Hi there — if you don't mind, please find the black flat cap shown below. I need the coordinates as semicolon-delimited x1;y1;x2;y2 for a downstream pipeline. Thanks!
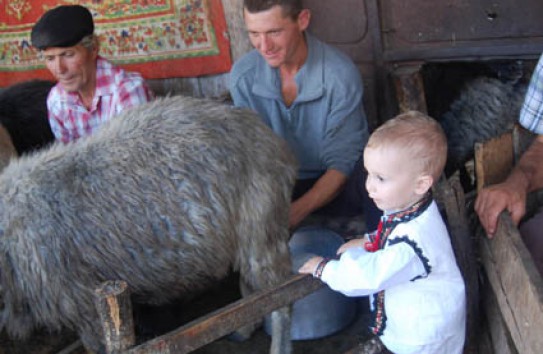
31;5;94;50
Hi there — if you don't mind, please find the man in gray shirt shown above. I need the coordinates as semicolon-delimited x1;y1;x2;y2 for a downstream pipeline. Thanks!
230;0;379;231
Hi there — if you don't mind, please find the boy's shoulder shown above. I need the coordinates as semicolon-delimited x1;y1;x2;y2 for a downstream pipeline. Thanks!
390;202;447;240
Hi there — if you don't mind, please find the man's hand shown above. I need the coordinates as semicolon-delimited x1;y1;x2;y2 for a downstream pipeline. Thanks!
475;180;527;237
475;135;543;237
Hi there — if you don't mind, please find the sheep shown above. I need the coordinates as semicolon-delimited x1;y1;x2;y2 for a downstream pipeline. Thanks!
0;96;297;353
438;76;527;191
0;80;54;155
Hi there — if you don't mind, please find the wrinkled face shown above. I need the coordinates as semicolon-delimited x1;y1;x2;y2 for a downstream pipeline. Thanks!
364;146;427;213
43;44;97;95
244;5;309;68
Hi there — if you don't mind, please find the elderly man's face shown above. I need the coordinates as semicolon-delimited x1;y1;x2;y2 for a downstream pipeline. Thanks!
244;5;309;68
43;44;97;95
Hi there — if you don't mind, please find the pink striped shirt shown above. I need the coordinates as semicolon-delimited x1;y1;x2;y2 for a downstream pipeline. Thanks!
47;57;153;143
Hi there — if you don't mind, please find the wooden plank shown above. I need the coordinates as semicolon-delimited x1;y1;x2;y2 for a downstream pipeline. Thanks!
127;274;323;354
480;271;516;354
474;132;514;192
479;214;543;354
435;175;479;353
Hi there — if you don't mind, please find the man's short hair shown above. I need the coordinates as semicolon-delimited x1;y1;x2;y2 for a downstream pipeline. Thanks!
244;0;303;20
31;5;94;50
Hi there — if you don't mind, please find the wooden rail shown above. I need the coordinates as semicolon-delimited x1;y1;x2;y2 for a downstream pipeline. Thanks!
95;274;323;353
479;213;543;354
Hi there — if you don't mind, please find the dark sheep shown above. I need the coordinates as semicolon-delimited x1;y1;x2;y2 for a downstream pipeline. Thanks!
0;96;297;353
439;76;527;177
0;79;55;155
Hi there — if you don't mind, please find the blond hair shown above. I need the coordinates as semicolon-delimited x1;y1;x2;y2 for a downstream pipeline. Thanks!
367;111;447;181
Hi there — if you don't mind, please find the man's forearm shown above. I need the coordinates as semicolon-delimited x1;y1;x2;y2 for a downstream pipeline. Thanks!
294;169;348;214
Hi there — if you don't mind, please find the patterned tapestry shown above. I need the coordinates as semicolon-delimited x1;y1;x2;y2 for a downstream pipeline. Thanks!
0;0;232;86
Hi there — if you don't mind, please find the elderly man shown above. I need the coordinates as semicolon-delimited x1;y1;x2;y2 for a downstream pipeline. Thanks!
229;0;379;231
31;5;153;143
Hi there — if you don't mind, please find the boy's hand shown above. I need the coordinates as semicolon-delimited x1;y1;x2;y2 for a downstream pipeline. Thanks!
298;256;324;275
337;236;368;255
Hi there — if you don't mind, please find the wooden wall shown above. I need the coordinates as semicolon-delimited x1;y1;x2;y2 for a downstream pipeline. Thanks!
147;0;384;129
145;0;543;129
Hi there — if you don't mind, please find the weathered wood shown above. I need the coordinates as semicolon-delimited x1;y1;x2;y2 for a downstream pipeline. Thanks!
127;274;323;354
475;127;543;354
391;64;428;114
480;269;517;354
222;0;252;63
479;214;543;354
95;280;136;354
474;132;514;192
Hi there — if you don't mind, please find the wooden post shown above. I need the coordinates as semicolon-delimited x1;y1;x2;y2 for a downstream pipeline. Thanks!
391;64;428;114
95;280;136;353
474;131;514;192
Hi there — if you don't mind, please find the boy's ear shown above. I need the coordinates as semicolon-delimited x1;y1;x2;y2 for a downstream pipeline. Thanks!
415;175;433;195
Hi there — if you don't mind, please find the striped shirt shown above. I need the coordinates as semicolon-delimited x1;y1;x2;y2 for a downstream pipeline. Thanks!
47;57;153;143
519;54;543;134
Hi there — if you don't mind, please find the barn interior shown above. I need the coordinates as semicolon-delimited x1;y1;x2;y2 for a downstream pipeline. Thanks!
0;0;543;353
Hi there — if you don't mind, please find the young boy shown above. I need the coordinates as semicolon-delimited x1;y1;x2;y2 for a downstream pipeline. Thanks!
299;111;466;354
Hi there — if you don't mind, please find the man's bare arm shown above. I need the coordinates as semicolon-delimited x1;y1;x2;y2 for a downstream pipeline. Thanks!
289;169;348;229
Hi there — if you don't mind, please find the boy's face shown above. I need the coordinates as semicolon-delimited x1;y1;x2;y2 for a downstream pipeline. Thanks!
244;5;309;68
364;146;430;212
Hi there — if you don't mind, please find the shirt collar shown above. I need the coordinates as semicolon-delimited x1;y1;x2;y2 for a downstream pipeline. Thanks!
251;32;324;104
382;192;433;227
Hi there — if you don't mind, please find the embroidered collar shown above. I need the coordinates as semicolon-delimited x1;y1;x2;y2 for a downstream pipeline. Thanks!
365;192;433;252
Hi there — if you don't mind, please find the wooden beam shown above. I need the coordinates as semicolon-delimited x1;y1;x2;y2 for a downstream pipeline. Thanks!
479;214;543;354
127;274;323;354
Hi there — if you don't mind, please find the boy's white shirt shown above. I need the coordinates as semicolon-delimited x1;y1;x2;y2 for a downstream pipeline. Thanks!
320;201;466;352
